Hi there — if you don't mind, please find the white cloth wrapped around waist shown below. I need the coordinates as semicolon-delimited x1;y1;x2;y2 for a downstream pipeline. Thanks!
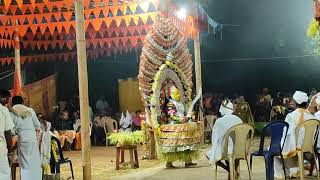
0;136;7;154
17;129;37;143
207;114;243;163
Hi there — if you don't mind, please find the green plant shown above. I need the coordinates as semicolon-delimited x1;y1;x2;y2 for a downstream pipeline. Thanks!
107;131;145;146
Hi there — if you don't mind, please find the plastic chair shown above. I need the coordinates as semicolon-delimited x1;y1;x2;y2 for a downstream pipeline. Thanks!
295;119;320;180
314;128;320;176
50;136;75;179
213;123;255;180
314;140;320;176
104;117;118;146
250;120;289;180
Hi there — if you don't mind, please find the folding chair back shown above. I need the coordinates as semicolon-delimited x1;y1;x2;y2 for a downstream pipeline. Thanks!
222;123;254;160
295;119;319;153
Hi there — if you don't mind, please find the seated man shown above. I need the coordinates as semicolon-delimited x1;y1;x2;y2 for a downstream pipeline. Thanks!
119;110;132;132
73;111;81;150
38;113;51;132
92;115;105;145
274;91;316;179
206;99;243;179
53;110;75;149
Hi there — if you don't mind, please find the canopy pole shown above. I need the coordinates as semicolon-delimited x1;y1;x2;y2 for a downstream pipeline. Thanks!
193;0;204;143
75;0;91;179
14;20;22;86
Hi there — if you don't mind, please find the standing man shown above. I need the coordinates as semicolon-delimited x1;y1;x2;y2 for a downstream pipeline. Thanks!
0;89;14;179
11;96;42;180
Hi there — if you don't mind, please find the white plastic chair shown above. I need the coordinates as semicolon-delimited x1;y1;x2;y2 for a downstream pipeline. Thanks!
213;123;255;180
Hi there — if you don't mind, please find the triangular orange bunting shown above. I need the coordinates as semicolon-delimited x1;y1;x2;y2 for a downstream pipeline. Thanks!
30;0;36;8
30;25;38;35
4;0;11;10
63;12;73;21
129;3;137;14
92;19;103;31
66;40;74;50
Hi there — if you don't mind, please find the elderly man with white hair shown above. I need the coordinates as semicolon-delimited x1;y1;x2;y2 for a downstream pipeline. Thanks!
274;91;316;179
206;99;243;178
312;96;320;119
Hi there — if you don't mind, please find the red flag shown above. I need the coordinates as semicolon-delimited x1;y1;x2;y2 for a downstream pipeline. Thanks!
13;70;21;96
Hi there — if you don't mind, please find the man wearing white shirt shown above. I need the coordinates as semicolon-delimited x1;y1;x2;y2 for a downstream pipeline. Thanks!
0;89;14;179
206;99;243;178
11;96;42;180
274;91;316;179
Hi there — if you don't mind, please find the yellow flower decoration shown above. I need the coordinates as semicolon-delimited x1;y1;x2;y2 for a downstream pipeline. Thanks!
307;19;320;38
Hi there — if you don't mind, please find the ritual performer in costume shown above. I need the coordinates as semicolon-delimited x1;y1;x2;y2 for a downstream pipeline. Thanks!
138;18;203;169
274;91;316;179
165;85;197;168
206;99;243;178
10;96;42;180
167;85;186;124
0;90;14;179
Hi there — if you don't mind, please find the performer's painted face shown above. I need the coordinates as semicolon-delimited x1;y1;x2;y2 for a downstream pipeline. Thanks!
173;89;181;101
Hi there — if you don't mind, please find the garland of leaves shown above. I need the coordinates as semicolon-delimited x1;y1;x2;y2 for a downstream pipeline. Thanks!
107;131;145;146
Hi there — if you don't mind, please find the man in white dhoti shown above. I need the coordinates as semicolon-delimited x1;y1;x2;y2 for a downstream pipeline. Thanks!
0;90;14;180
11;96;42;180
206;99;243;178
274;91;316;179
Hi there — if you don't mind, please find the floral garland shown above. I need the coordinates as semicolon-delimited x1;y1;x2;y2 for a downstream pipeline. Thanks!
150;61;192;129
307;19;320;54
138;18;193;106
141;120;149;150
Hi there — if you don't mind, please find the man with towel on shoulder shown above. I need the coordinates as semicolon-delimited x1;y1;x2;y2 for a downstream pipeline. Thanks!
206;99;243;179
274;91;316;179
10;96;42;180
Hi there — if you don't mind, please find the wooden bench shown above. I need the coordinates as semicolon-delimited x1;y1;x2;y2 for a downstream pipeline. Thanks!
115;145;139;170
